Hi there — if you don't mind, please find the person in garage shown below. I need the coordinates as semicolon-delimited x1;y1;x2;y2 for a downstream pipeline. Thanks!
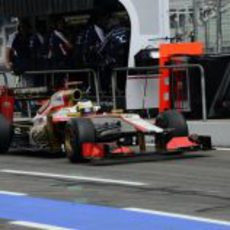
82;12;106;67
48;17;73;88
5;19;33;86
48;17;73;70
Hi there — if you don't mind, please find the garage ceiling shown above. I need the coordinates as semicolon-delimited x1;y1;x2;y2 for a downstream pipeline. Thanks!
0;0;94;17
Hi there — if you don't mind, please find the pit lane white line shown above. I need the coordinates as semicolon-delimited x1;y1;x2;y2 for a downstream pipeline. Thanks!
10;221;75;230
0;191;27;196
215;147;230;151
124;207;230;226
1;169;147;187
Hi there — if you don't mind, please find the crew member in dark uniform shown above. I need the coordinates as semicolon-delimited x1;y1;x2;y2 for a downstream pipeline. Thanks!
48;18;73;70
5;19;32;86
29;20;49;86
82;14;106;67
30;20;48;71
47;18;73;89
97;17;130;94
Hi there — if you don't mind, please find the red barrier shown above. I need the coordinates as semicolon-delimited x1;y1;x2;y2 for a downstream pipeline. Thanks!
159;42;204;112
0;86;15;122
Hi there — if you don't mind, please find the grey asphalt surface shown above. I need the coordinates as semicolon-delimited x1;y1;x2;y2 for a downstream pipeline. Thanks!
0;148;230;229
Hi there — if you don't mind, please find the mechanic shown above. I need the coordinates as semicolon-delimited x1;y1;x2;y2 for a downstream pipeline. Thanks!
30;20;48;71
101;17;130;67
97;17;130;94
5;19;33;86
48;17;73;70
82;12;106;67
47;17;73;89
29;20;49;86
48;17;73;90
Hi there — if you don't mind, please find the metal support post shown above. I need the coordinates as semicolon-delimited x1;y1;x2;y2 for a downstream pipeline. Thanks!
216;0;223;53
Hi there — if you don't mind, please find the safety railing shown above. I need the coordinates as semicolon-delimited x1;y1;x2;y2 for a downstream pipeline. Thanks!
23;68;100;105
112;64;207;121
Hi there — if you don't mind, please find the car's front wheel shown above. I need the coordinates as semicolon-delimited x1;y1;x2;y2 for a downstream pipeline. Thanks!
155;109;189;137
155;110;189;150
64;118;95;163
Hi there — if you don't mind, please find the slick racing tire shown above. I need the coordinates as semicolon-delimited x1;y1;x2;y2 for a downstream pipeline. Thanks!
155;110;189;137
0;114;12;153
64;118;95;163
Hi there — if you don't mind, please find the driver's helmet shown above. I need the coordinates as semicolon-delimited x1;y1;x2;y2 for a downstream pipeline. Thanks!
77;99;94;115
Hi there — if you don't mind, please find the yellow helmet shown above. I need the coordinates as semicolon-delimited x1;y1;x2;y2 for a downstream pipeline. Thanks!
77;100;94;115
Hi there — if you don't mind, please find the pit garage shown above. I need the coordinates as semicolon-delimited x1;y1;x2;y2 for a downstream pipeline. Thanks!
0;0;171;114
0;0;131;92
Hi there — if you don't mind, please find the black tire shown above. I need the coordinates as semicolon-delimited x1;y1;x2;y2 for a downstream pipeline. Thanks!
0;115;12;153
155;110;189;137
64;118;95;163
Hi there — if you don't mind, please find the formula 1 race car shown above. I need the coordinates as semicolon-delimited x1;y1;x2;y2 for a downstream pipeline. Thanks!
0;85;211;164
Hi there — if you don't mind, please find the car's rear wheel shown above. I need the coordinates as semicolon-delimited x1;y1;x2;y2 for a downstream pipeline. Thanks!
64;118;95;163
0;115;12;153
155;109;189;137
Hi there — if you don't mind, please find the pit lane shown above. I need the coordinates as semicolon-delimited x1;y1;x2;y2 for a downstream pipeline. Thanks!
0;149;229;229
